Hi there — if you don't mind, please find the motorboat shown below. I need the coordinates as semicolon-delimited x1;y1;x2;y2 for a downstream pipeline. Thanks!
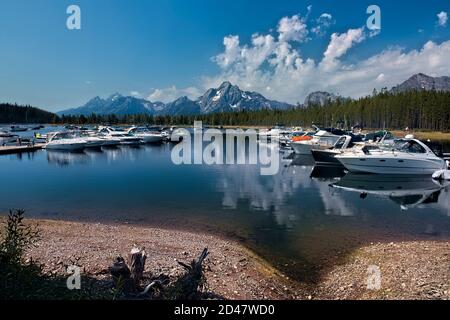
97;127;142;145
44;132;88;151
259;125;291;141
31;125;45;130
290;128;346;155
74;131;120;148
335;138;447;175
10;125;28;132
0;130;18;138
280;127;304;147
127;126;163;143
330;173;449;210
170;127;189;141
311;135;363;166
311;130;396;166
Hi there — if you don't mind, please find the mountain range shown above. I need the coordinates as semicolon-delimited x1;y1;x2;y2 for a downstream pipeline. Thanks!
58;81;292;116
58;74;450;116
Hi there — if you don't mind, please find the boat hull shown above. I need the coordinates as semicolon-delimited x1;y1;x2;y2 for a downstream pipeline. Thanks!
311;149;342;165
45;143;86;151
140;135;163;143
291;142;331;155
336;156;446;175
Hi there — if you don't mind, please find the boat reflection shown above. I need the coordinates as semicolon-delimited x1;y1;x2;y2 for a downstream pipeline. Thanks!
331;173;450;210
310;165;346;181
283;154;316;167
46;150;90;166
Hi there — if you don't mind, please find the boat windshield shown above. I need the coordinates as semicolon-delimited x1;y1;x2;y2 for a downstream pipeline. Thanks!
394;140;427;153
51;132;73;140
334;136;348;149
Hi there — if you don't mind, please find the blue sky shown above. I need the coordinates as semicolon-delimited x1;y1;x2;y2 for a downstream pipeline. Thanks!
1;0;450;111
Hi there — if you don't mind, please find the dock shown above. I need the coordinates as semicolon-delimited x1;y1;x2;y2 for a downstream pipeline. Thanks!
0;144;45;155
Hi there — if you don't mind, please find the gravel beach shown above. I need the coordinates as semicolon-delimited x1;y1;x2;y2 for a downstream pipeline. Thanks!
17;219;450;300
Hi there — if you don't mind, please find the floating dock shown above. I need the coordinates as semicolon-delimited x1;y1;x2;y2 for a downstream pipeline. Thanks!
0;144;45;155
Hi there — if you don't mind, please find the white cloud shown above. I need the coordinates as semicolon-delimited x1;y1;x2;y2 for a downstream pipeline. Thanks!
149;12;450;105
376;73;385;82
311;13;335;36
277;15;309;42
320;27;365;71
130;91;140;97
437;11;448;27
147;86;201;102
205;18;450;105
213;35;241;68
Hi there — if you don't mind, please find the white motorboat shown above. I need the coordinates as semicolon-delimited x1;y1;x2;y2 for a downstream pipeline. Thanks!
335;138;447;175
77;131;121;148
10;125;28;132
0;130;18;138
127;126;163;143
98;127;142;145
259;126;287;138
170;127;189;141
290;129;345;155
311;135;356;166
44;132;87;151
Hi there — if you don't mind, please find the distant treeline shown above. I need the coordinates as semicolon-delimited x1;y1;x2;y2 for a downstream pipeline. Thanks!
0;103;57;124
2;90;450;131
60;91;450;131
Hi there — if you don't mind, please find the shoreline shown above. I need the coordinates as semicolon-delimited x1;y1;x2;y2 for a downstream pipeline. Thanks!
13;217;450;300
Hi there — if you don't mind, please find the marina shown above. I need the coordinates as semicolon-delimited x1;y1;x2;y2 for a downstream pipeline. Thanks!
1;125;449;284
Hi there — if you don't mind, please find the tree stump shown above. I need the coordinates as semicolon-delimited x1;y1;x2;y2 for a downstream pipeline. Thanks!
129;247;147;290
108;256;134;294
109;247;147;295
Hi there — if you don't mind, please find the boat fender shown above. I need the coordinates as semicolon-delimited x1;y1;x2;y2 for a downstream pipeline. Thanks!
432;170;450;181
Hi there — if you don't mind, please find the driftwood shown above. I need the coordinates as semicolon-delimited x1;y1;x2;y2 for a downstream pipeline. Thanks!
166;248;209;300
109;247;209;300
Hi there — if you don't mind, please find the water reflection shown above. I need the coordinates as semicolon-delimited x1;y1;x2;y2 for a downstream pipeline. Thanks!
331;173;450;211
47;150;91;166
1;138;450;283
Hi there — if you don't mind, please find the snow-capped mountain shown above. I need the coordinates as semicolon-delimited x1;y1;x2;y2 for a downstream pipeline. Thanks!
391;73;450;93
197;81;291;113
164;96;201;116
57;93;165;116
57;82;293;116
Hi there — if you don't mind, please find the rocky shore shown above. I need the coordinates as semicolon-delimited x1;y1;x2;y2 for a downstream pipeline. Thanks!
21;219;450;300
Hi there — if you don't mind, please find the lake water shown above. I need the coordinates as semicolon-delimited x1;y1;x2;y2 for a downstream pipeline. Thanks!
1;127;450;283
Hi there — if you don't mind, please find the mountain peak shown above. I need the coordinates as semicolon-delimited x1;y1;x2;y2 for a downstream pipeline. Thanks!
304;91;340;107
218;81;233;89
392;73;450;93
107;93;123;101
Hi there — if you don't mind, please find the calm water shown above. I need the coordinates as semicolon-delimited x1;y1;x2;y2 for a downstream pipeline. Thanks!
1;128;450;282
